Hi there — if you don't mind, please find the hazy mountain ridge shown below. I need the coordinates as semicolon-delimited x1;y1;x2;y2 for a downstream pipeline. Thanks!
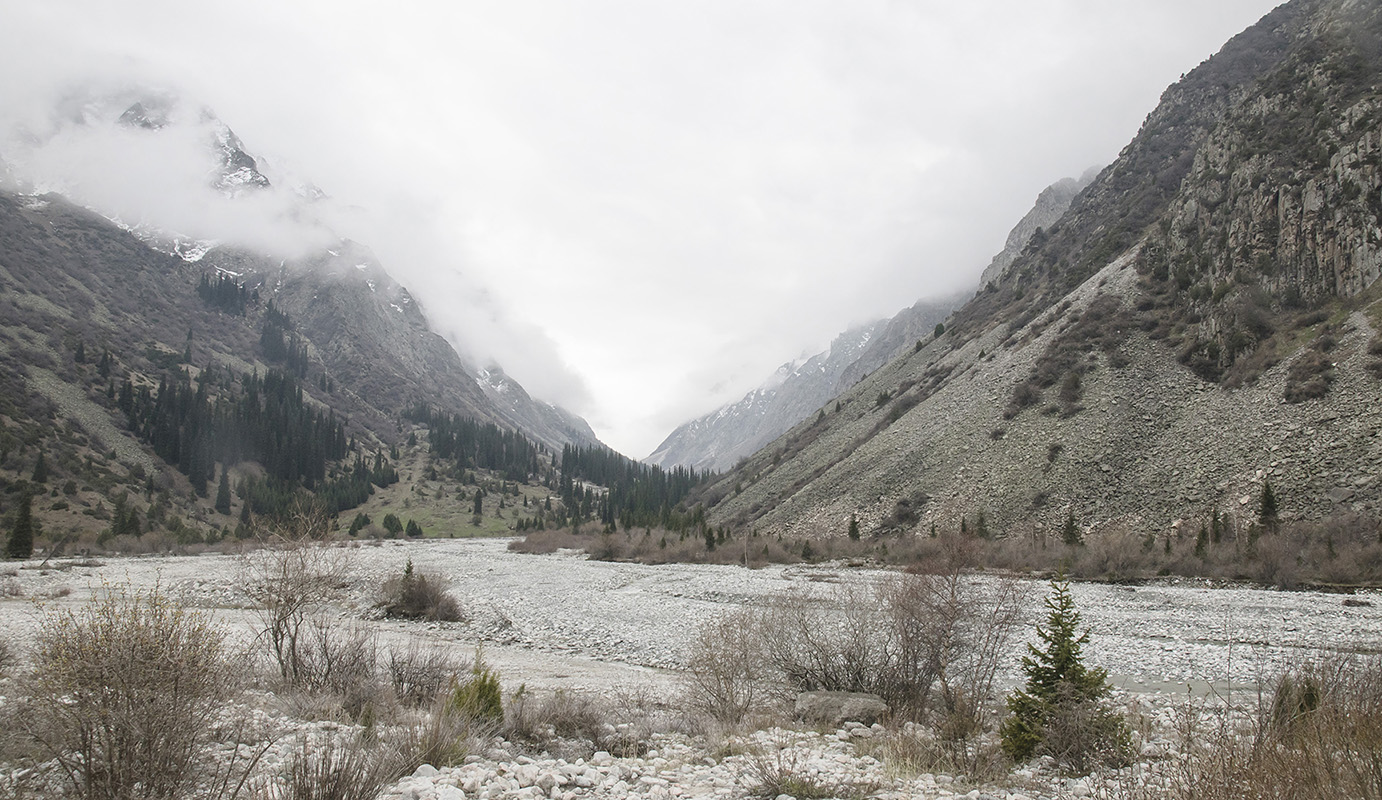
696;0;1382;541
976;169;1098;288
646;321;886;471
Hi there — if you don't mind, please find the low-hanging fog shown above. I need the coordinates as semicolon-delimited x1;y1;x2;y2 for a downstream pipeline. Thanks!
0;0;1283;457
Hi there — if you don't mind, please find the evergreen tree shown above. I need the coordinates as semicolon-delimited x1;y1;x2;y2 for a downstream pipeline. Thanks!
1062;509;1081;546
847;514;860;541
473;489;484;517
1259;480;1279;529
1001;577;1128;767
31;452;48;484
215;467;232;515
74;340;86;364
7;492;34;559
405;519;423;538
382;513;403;536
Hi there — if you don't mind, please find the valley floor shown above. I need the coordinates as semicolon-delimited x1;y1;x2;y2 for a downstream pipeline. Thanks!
1;538;1377;798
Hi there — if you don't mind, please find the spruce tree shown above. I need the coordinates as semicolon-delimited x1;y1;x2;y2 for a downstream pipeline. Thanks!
7;492;34;559
31;452;48;484
1001;577;1127;767
215;468;232;515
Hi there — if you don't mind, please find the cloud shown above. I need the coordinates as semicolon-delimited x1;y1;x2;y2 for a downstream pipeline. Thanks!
0;0;1284;457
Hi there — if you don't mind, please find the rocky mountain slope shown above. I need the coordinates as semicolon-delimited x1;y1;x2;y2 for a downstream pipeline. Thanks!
695;0;1382;541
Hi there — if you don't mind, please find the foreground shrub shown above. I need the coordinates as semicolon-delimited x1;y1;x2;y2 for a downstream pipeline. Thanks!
683;606;775;724
242;511;355;687
684;571;1023;737
1100;656;1382;800
449;661;504;723
29;586;235;800
1000;577;1129;771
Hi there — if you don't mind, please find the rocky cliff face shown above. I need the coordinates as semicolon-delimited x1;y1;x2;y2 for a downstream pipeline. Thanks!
697;0;1382;541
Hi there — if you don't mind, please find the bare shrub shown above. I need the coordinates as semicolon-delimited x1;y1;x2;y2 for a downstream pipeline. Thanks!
28;586;235;800
683;606;777;724
292;618;385;720
504;687;663;757
387;643;470;707
379;559;462;622
884;572;1025;739
685;573;1022;739
1284;347;1335;402
1100;656;1382;800
242;509;354;687
760;583;896;701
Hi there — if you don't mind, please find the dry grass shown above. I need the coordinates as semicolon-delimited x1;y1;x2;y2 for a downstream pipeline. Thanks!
742;730;878;800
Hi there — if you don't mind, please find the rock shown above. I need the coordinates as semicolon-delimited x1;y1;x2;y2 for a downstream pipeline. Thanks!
794;691;890;727
414;764;440;778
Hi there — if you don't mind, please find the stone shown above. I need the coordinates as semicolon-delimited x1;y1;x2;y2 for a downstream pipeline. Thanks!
794;691;890;727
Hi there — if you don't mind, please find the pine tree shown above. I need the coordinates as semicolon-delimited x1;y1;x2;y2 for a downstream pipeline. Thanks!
215;468;232;515
1001;577;1128;767
473;489;484;517
7;492;34;559
847;514;860;541
31;452;48;484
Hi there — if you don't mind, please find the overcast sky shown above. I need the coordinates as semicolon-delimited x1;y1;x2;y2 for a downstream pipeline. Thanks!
1;0;1283;458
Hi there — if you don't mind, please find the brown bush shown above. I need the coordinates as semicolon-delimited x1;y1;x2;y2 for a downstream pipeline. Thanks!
28;587;236;800
684;573;1023;735
1284;347;1335;402
1111;656;1382;800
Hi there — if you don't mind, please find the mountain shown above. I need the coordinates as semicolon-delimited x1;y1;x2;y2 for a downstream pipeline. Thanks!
648;171;1090;473
646;322;887;472
694;0;1382;541
0;89;611;546
0;90;598;455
